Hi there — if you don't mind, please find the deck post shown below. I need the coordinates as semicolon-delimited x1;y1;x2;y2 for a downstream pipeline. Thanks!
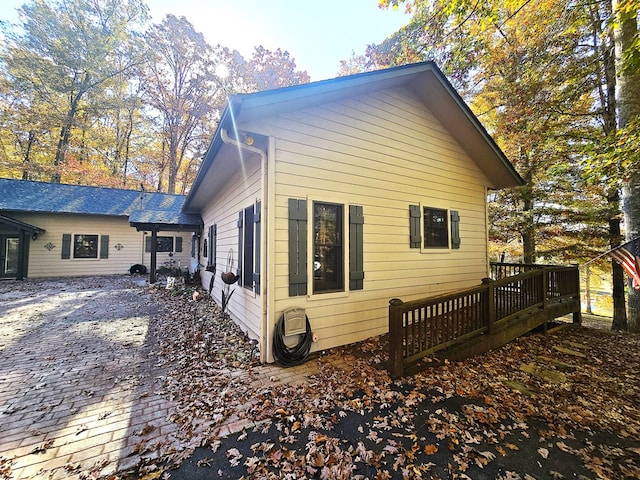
482;278;496;335
572;266;582;324
541;269;548;333
389;298;404;378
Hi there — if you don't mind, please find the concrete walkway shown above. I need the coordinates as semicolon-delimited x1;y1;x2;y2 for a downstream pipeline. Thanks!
0;276;332;480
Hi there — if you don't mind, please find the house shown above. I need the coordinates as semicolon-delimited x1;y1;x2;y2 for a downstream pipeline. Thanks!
0;179;201;280
183;61;524;363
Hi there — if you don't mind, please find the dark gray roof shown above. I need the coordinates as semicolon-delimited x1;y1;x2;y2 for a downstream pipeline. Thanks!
128;209;202;231
0;178;201;228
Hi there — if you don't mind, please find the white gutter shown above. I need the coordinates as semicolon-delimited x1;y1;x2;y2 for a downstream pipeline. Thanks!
220;128;270;364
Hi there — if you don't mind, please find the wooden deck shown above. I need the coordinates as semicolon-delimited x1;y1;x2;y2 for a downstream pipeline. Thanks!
388;263;581;378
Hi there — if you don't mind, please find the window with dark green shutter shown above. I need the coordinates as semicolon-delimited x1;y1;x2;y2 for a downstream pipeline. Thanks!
61;234;113;259
288;198;308;296
349;205;364;291
409;205;461;250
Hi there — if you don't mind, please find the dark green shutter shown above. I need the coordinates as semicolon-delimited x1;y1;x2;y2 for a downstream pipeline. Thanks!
349;205;364;290
450;210;461;249
145;237;152;252
288;198;307;296
409;205;421;248
175;236;182;253
100;235;109;259
254;201;261;294
208;224;217;268
191;235;196;257
61;234;71;259
243;206;254;287
237;211;243;286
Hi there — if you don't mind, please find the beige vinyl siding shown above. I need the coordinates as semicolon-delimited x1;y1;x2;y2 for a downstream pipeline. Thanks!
7;213;192;278
246;87;493;353
199;151;263;342
9;214;144;278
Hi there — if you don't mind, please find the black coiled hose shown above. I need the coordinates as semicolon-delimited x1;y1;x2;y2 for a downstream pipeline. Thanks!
273;314;312;366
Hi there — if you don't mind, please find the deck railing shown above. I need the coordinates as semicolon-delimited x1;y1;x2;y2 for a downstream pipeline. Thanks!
489;261;566;280
388;264;580;377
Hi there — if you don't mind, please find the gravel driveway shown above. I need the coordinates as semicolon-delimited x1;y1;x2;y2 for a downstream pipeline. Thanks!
0;276;177;479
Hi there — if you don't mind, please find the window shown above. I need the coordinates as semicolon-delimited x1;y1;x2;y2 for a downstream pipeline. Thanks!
423;207;448;248
62;234;108;259
156;236;174;252
409;206;461;250
145;236;182;253
313;202;343;293
191;234;200;258
73;234;98;258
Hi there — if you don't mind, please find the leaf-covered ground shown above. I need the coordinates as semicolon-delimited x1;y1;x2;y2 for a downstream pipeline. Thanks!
129;286;639;480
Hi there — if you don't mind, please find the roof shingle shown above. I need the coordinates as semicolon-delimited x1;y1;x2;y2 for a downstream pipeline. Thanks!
0;178;201;228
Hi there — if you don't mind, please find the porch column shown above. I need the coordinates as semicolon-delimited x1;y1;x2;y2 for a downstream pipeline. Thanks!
16;230;28;281
150;228;158;284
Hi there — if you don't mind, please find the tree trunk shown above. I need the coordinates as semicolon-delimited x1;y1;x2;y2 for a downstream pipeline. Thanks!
609;192;628;330
615;0;640;332
21;130;36;180
167;138;178;194
521;171;535;264
52;74;90;183
596;3;628;331
52;94;82;183
623;182;640;332
585;265;593;315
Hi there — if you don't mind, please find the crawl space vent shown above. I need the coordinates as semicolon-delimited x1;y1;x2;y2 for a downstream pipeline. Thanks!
283;308;307;336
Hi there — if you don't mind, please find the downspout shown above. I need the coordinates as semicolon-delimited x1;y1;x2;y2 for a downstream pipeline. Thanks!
220;128;269;363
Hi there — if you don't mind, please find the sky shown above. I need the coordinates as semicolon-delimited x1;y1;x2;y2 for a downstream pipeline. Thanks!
0;0;411;81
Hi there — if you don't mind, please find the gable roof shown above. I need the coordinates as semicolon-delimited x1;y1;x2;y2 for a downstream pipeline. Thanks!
0;178;201;229
0;214;45;234
184;61;524;212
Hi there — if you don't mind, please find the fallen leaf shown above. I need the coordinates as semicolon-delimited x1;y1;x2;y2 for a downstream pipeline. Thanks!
226;448;243;467
424;444;438;455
